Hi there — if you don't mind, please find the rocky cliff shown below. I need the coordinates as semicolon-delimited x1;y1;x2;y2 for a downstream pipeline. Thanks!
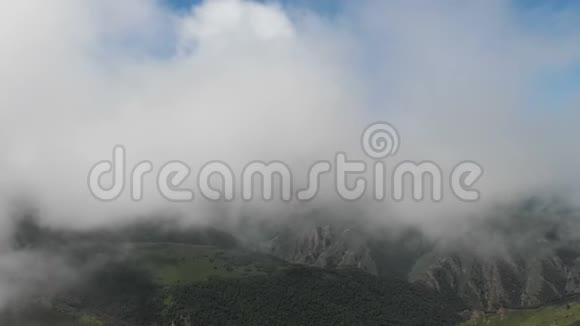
257;205;580;311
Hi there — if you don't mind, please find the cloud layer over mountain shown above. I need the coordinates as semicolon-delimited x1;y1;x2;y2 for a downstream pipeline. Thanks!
0;0;579;307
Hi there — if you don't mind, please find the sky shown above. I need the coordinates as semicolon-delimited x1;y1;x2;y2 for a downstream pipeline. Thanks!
166;0;342;14
163;0;580;106
0;0;578;229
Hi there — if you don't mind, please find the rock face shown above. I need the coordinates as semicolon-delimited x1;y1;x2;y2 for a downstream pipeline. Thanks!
262;224;378;274
258;212;580;311
409;244;580;311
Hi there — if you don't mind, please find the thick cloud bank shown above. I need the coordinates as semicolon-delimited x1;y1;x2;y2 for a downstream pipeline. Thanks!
0;0;579;306
0;0;579;227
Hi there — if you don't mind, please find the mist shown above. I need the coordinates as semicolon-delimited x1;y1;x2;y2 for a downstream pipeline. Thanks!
0;0;580;309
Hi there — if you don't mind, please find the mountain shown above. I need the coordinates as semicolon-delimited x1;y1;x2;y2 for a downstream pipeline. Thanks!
255;200;580;312
4;199;580;325
0;218;464;326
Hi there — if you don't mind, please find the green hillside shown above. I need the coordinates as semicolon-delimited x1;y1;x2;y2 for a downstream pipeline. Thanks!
0;242;465;326
130;243;287;285
462;301;580;326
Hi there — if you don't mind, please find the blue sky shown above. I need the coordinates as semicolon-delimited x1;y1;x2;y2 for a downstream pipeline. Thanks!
512;0;580;109
163;0;580;108
165;0;341;15
165;0;580;13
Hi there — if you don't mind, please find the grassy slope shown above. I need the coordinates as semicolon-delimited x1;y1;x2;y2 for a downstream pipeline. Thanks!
72;243;290;325
2;242;464;325
461;302;580;326
130;242;288;285
1;243;285;326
